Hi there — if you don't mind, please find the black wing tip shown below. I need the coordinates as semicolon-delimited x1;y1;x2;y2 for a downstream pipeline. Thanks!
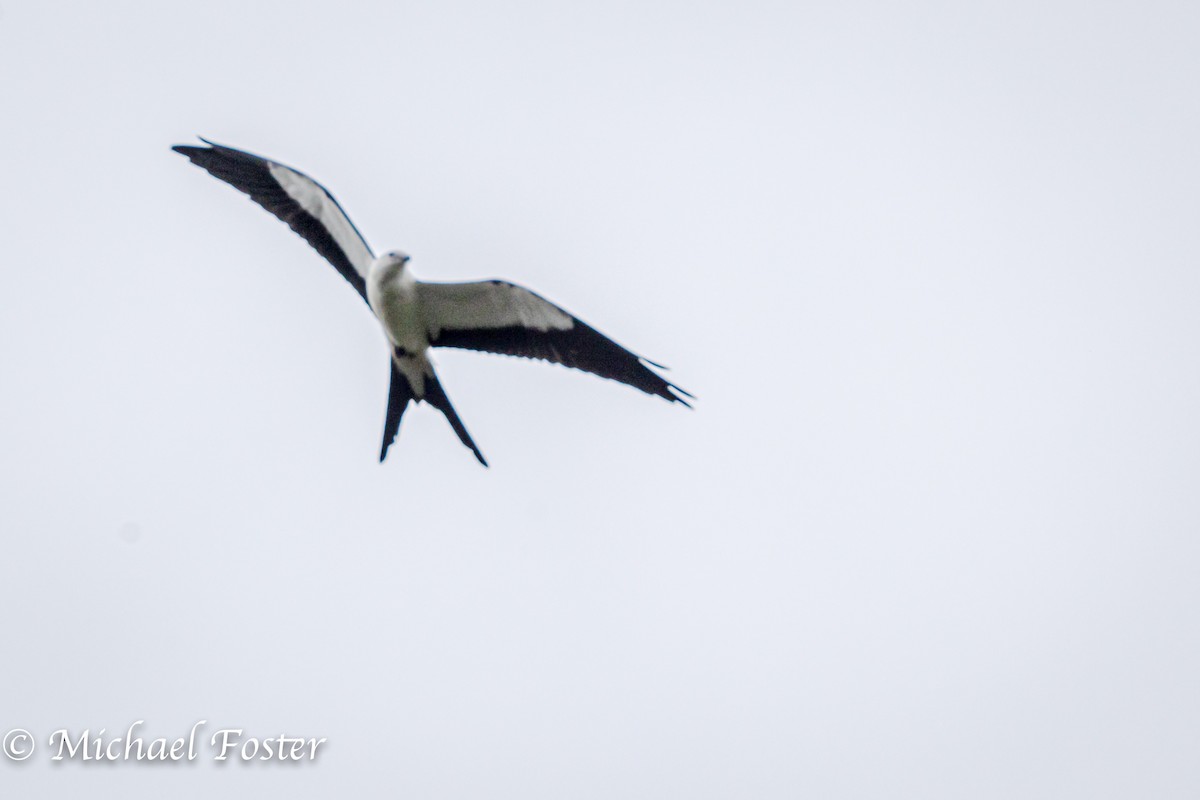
669;385;695;408
196;137;245;157
172;137;271;166
667;380;695;400
172;136;215;152
641;359;694;407
640;356;669;370
178;136;225;150
637;356;694;405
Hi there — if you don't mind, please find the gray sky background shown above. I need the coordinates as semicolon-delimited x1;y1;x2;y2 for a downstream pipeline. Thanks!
2;0;1199;797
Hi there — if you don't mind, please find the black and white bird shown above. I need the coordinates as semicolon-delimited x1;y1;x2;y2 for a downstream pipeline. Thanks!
172;139;691;466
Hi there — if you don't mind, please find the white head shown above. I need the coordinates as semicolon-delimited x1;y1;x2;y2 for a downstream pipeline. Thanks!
373;250;412;279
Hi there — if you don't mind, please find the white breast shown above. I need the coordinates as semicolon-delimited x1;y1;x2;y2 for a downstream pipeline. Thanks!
368;259;427;353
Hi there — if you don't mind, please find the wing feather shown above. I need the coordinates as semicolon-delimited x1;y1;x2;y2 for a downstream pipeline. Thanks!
172;139;374;301
418;281;691;404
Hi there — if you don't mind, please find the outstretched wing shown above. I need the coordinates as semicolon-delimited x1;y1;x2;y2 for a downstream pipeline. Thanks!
417;280;692;405
172;138;374;302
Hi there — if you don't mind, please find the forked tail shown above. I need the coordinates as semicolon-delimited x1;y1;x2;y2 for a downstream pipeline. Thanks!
421;369;488;467
379;356;488;467
379;360;413;462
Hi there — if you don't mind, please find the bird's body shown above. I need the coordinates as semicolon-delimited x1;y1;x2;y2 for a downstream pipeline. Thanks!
368;255;420;349
172;139;690;466
368;254;426;387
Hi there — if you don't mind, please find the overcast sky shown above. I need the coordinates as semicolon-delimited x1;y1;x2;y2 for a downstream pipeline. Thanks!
3;0;1200;797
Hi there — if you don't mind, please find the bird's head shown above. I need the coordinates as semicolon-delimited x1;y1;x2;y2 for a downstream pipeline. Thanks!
373;250;412;279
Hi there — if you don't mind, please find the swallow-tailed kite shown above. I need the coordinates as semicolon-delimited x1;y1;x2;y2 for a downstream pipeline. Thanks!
172;139;691;466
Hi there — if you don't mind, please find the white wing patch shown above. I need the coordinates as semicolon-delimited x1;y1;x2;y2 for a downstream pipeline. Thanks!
417;281;575;337
268;162;374;280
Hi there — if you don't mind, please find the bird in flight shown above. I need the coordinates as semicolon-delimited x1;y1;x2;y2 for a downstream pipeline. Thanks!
172;139;691;466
